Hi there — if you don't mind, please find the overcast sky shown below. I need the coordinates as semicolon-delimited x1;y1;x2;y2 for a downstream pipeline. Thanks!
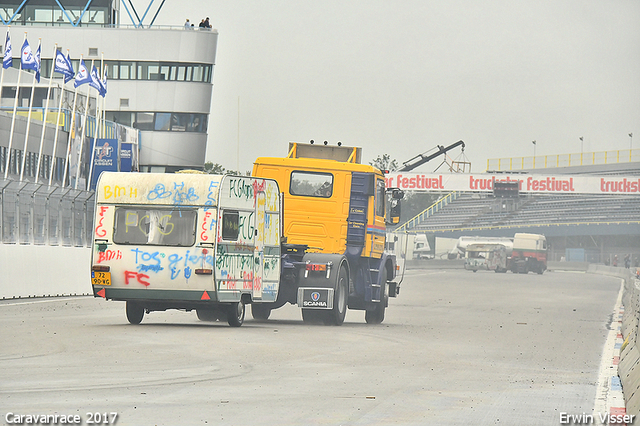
154;1;640;173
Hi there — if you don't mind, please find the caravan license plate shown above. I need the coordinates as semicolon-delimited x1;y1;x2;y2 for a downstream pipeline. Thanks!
301;288;330;309
91;271;111;286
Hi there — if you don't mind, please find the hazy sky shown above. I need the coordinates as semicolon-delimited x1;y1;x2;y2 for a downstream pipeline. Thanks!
154;1;639;173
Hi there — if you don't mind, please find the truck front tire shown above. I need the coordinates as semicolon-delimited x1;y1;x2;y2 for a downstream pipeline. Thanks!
365;265;387;324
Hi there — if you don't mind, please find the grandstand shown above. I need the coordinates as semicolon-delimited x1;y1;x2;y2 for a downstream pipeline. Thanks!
395;150;640;263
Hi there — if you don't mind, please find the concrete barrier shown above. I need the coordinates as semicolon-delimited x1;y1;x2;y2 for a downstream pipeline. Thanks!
591;264;640;416
0;245;91;299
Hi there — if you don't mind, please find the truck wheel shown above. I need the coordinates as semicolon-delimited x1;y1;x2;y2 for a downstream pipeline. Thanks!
227;301;245;327
196;308;219;322
251;304;271;321
325;265;348;326
126;301;144;325
302;309;324;324
365;265;387;324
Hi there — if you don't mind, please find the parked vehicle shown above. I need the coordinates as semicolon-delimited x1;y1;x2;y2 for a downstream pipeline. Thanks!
413;234;432;259
464;243;508;272
508;233;547;274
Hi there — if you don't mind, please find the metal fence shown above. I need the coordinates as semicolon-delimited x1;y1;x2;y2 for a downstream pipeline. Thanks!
487;148;640;171
0;178;94;247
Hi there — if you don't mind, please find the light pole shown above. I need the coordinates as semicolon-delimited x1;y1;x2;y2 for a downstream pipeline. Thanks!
630;133;633;151
579;136;583;154
532;140;536;168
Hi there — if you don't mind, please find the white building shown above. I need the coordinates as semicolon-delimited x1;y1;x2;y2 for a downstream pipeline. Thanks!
0;0;218;181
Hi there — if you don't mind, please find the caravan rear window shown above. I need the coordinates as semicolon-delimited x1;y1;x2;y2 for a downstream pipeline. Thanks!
113;207;197;246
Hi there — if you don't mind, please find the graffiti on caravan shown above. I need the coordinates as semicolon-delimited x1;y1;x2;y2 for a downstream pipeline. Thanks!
384;172;640;194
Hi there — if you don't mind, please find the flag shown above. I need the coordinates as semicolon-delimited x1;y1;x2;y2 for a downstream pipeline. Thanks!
3;31;12;69
65;53;74;83
101;67;107;96
74;58;91;87
34;42;41;82
54;50;74;83
90;65;104;95
21;38;38;72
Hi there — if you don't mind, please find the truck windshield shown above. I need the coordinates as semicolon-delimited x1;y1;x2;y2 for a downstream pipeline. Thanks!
113;207;197;246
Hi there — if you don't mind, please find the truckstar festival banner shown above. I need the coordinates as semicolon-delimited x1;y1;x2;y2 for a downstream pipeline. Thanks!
384;172;640;195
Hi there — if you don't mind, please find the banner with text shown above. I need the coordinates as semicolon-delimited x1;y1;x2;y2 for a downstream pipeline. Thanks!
89;138;118;190
385;173;640;195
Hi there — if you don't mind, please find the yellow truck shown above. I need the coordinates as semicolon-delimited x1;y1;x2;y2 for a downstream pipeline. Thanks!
251;142;403;325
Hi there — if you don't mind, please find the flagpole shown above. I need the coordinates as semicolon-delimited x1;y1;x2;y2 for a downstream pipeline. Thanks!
35;43;57;183
100;66;107;138
20;37;41;182
0;28;10;116
74;58;94;190
62;54;82;188
86;53;104;190
4;32;26;180
100;55;105;139
49;49;71;187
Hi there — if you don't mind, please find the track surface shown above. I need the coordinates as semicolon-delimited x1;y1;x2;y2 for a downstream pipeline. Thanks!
0;269;621;425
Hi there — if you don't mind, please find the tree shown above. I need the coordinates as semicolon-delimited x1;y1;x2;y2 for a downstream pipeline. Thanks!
204;162;226;174
398;192;440;225
204;162;250;176
370;154;399;172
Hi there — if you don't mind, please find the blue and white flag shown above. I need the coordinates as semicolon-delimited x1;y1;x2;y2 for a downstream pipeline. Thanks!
54;50;74;83
101;67;107;96
74;58;91;87
34;42;41;82
89;65;104;95
20;38;38;72
65;53;74;83
3;31;12;69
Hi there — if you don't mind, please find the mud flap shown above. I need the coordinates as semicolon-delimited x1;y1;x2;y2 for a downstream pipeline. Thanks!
388;282;400;297
297;287;335;309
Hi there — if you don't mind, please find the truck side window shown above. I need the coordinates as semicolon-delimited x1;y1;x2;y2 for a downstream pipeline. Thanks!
290;171;333;198
113;208;196;246
375;179;385;216
221;210;240;240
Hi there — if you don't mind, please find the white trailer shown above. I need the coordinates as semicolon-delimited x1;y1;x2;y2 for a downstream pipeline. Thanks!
90;172;281;326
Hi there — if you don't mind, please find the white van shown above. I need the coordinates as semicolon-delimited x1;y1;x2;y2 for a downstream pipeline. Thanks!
90;172;281;326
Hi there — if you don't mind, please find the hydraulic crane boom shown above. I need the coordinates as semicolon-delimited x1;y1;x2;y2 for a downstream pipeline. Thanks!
398;140;465;172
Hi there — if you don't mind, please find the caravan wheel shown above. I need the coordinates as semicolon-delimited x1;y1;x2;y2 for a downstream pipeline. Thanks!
126;301;144;325
227;301;245;327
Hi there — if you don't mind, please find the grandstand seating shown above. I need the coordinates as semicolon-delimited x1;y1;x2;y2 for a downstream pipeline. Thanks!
412;192;640;232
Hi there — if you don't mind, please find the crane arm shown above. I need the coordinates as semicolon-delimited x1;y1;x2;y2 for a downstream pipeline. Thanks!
398;140;465;172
